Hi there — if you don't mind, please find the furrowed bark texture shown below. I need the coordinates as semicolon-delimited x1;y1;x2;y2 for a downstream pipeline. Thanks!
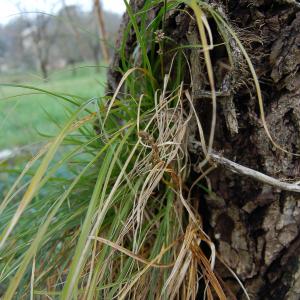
107;1;300;299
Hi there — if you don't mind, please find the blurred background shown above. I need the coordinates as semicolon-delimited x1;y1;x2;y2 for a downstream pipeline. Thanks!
0;0;125;150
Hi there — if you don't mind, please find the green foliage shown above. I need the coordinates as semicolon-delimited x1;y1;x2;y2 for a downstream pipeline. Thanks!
0;66;105;148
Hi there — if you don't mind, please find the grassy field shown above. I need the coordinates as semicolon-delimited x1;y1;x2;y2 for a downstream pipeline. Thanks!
0;66;106;148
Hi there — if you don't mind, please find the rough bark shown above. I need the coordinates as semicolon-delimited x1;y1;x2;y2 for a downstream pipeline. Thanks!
107;0;300;299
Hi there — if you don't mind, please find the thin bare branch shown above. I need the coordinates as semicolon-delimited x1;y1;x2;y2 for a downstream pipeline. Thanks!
210;151;300;193
93;0;109;64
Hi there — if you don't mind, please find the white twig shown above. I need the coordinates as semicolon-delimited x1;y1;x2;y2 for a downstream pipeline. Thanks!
210;151;300;193
284;0;300;9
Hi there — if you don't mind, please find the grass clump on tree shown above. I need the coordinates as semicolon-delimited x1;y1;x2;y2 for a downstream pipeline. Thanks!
2;0;299;299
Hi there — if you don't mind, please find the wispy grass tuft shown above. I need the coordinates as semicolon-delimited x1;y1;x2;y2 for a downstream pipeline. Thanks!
0;1;271;299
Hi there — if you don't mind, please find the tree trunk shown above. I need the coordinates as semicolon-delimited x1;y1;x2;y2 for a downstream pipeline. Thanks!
92;45;101;73
108;1;300;299
40;60;48;81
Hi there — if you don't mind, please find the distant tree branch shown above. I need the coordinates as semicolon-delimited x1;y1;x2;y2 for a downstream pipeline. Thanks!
93;0;109;64
61;0;86;60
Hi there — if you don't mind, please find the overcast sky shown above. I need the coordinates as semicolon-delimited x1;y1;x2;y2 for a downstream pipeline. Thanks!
0;0;126;24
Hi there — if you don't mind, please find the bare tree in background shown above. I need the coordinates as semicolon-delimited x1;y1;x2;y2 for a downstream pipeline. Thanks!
61;1;86;62
28;15;57;80
14;1;58;80
0;2;121;75
93;0;110;64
